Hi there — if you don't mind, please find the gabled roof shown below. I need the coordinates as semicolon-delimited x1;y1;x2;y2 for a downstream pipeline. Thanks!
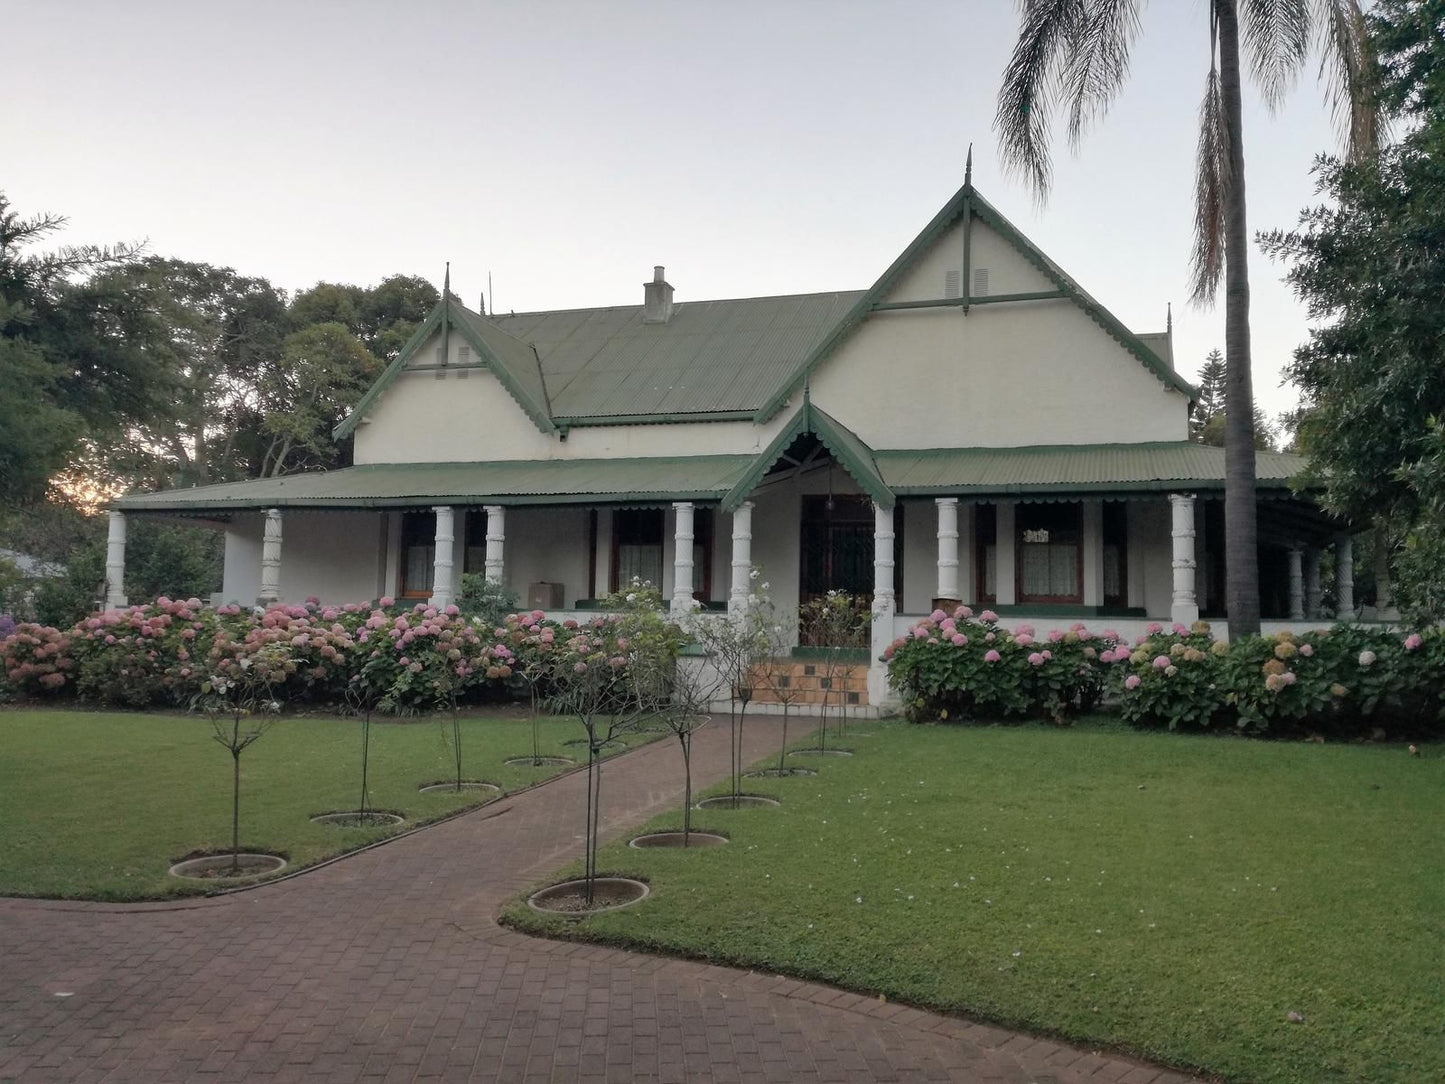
722;396;894;511
491;291;864;421
332;179;1190;435
752;182;1198;422
333;294;556;439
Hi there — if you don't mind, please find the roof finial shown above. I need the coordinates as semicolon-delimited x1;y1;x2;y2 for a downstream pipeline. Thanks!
443;261;451;298
1166;300;1173;333
965;143;973;187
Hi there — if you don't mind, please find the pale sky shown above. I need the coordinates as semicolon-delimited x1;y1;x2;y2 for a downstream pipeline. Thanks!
6;0;1346;420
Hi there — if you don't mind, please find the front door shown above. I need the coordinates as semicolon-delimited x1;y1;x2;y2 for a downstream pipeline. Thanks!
799;495;874;645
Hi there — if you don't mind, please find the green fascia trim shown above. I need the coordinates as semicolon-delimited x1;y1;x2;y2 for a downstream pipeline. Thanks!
753;182;1196;422
889;478;1298;498
332;298;557;440
445;304;556;434
554;411;755;427
119;490;734;514
721;399;895;512
870;290;1066;312
967;192;1198;400
332;303;446;439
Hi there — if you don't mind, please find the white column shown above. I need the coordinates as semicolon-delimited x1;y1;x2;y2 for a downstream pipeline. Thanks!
1081;499;1104;607
1168;493;1198;627
104;510;127;611
994;501;1016;606
671;501;698;613
1335;534;1354;618
259;508;283;605
729;501;753;614
934;497;959;603
484;505;505;585
1287;545;1305;620
868;502;899;707
430;506;455;609
1304;547;1322;619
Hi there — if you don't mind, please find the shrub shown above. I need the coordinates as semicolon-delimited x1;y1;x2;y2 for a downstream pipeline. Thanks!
886;608;1120;723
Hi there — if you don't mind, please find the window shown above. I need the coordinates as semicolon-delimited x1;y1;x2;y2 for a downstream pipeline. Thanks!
1017;503;1082;603
611;509;664;593
463;510;488;575
1102;501;1128;607
399;511;435;598
975;503;997;605
691;507;714;601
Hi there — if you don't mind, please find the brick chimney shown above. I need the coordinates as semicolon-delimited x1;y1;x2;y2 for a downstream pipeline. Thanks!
642;265;674;324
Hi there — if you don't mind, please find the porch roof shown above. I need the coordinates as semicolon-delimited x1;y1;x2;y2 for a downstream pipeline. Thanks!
875;442;1309;497
112;456;755;514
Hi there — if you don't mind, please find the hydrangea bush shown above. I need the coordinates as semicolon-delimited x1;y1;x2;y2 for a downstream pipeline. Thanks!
885;607;1119;724
889;612;1444;739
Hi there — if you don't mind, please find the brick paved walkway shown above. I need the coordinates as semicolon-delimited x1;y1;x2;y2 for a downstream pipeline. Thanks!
0;718;1200;1084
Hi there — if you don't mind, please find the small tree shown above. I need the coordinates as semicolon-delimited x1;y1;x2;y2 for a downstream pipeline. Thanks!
695;571;773;803
542;585;680;902
799;591;869;751
343;663;386;819
198;642;289;872
635;618;716;845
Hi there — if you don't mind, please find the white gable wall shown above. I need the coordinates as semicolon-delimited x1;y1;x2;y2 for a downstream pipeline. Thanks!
809;216;1189;449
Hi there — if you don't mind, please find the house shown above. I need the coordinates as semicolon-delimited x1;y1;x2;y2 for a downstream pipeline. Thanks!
110;172;1352;705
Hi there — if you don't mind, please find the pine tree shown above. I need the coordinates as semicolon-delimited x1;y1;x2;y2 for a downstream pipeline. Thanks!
1191;349;1227;441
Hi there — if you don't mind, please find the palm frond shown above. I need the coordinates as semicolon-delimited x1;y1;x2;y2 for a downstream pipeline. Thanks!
1063;0;1144;150
1189;62;1230;304
1240;0;1312;108
995;0;1089;198
1313;0;1379;160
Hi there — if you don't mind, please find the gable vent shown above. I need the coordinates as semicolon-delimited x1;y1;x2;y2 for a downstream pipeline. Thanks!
458;345;471;364
972;267;990;297
944;269;961;299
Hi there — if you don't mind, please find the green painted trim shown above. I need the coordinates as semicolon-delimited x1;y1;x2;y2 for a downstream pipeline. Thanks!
888;479;1300;498
332;297;558;440
332;303;446;439
447;305;557;434
118;490;736;513
752;182;1197;422
961;190;972;315
967;192;1198;399
722;399;894;511
870;290;1066;312
554;411;755;427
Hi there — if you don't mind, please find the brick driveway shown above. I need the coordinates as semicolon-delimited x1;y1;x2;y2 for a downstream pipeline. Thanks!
0;719;1199;1083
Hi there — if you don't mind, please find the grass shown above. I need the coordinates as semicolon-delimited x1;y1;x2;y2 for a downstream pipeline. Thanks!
0;708;657;901
504;718;1445;1084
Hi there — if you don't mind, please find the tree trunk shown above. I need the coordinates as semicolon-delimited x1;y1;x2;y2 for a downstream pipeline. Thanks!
231;748;241;871
1217;0;1261;637
681;731;692;845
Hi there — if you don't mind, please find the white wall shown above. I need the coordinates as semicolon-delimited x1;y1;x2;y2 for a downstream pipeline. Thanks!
810;216;1189;450
219;511;387;606
501;506;593;608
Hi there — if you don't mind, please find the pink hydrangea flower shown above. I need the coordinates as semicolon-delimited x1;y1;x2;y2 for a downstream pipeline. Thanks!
1152;655;1171;669
1014;632;1034;646
1047;630;1063;643
379;596;395;608
1358;650;1377;667
1041;649;1052;660
951;634;967;646
980;610;998;624
1146;622;1163;634
955;605;973;620
1404;633;1423;651
1124;674;1142;690
1027;652;1044;666
983;649;1001;663
930;609;946;622
1299;642;1313;656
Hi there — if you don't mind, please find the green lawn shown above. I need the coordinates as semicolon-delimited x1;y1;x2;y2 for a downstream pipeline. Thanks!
505;719;1445;1084
0;708;653;900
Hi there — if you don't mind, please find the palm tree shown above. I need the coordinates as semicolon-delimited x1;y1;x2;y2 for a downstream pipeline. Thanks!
995;0;1377;636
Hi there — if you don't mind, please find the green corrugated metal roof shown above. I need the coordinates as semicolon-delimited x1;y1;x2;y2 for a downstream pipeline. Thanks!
491;291;865;419
114;456;755;513
876;443;1307;495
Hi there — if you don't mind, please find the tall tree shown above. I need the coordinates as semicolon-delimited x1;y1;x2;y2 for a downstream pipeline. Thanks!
1262;0;1445;617
1191;348;1228;440
0;194;158;506
994;0;1377;636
